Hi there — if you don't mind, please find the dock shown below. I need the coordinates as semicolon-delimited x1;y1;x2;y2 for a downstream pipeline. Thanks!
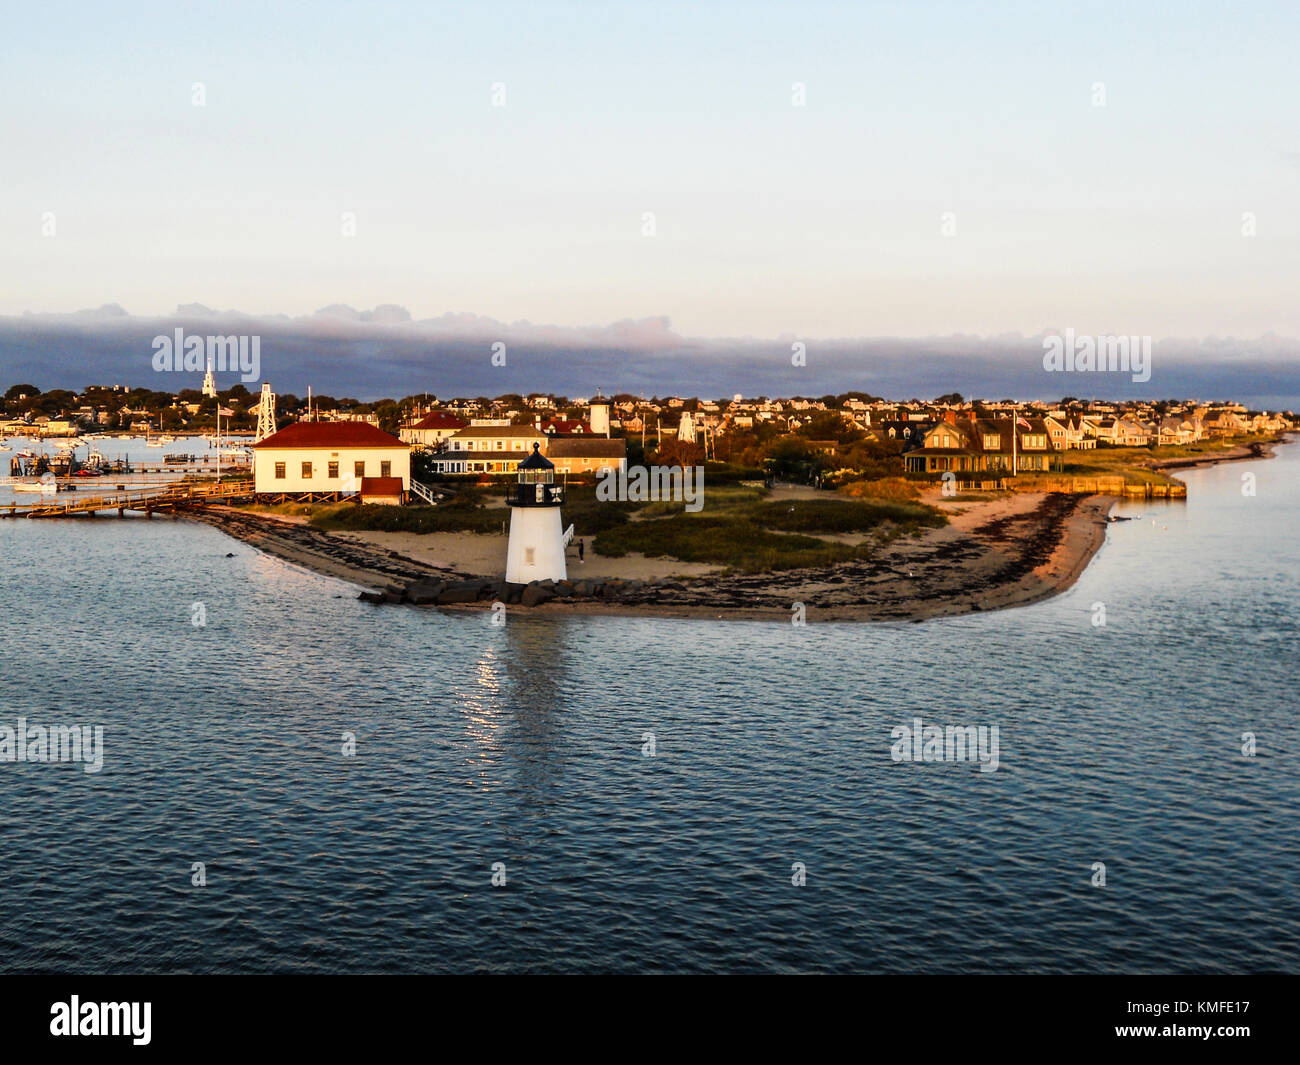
0;479;255;519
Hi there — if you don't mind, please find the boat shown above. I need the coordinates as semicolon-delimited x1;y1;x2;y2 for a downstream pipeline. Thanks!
13;480;58;494
164;452;193;464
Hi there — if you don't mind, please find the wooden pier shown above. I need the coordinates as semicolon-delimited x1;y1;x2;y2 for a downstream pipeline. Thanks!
0;479;255;519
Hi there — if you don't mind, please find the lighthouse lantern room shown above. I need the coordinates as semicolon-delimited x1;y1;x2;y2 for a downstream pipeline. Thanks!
506;443;569;584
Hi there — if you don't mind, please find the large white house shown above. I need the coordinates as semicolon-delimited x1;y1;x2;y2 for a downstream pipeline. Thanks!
251;422;411;500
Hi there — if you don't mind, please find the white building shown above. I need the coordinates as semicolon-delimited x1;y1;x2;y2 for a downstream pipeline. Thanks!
251;422;410;500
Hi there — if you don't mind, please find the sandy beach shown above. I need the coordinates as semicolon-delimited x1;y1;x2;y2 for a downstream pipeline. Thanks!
188;486;1117;622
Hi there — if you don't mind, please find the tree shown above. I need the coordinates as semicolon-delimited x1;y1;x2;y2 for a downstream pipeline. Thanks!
653;439;704;468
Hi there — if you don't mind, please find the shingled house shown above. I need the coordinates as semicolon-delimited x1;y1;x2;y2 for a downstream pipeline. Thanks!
902;412;1054;475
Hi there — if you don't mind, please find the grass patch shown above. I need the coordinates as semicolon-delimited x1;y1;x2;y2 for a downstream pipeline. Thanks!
745;498;946;534
594;515;869;571
311;504;504;534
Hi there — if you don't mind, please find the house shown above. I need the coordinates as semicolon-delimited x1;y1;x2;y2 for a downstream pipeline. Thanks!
39;418;78;437
251;422;410;500
400;411;468;448
546;437;628;475
427;425;548;475
1044;415;1094;450
1204;409;1249;437
1157;416;1202;445
902;413;1054;474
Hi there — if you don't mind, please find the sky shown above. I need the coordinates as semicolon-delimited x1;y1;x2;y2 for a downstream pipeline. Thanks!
2;0;1298;340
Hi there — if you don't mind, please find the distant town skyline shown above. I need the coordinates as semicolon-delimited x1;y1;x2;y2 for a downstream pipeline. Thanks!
3;1;1300;338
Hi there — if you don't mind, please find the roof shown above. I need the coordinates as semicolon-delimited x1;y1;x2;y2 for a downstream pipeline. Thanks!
409;412;467;431
545;437;627;458
449;425;546;439
543;418;592;434
518;442;554;470
360;477;405;495
253;422;407;450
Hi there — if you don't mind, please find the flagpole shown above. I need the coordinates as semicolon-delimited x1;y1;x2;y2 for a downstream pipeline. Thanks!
217;405;222;484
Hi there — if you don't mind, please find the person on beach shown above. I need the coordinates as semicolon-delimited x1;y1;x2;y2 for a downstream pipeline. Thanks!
578;538;585;563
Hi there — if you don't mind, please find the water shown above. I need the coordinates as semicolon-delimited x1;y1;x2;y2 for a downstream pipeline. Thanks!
1;442;1297;973
0;434;240;505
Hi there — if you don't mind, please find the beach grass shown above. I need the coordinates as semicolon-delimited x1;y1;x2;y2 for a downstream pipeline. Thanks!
593;514;871;571
593;494;947;571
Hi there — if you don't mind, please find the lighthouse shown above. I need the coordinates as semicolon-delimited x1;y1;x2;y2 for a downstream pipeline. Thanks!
506;443;569;584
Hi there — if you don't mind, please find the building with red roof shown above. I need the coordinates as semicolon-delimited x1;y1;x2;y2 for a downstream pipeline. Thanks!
251;421;410;500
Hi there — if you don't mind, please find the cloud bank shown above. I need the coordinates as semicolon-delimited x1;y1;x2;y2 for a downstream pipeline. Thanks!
1;305;1297;409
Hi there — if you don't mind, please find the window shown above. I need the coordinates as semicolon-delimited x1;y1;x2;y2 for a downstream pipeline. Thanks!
301;461;312;479
1023;434;1046;449
380;460;391;478
274;462;286;479
525;547;535;565
983;434;1001;449
354;461;365;479
327;461;339;478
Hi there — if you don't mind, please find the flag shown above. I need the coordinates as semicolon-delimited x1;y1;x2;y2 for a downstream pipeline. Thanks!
218;407;235;417
1017;415;1032;429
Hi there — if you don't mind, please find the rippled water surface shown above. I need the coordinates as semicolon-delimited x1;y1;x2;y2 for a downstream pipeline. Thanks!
1;442;1297;972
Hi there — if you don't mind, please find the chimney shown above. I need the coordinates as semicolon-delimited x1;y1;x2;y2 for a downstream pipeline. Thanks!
942;409;957;426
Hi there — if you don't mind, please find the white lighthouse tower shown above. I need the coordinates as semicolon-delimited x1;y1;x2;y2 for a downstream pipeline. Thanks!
505;443;569;585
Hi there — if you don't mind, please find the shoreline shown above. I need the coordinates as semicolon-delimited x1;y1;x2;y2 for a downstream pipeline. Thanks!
188;490;1117;623
185;435;1291;623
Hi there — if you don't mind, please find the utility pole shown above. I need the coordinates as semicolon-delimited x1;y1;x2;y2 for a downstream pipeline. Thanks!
1011;403;1018;476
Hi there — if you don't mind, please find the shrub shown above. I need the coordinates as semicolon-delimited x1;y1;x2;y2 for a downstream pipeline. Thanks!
838;477;922;502
311;504;502;534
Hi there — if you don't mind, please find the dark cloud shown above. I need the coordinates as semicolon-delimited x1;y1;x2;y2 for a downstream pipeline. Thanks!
1;306;1296;408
